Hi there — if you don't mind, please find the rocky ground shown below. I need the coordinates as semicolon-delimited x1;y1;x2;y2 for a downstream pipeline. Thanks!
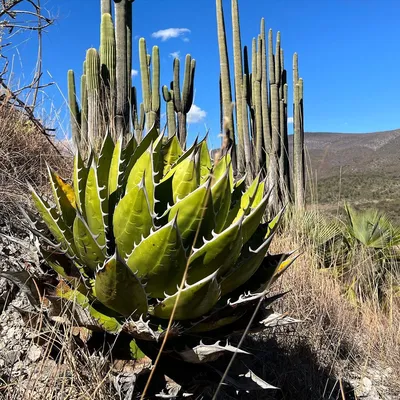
0;222;397;399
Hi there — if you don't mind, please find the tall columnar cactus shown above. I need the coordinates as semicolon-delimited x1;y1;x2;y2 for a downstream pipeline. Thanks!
162;85;176;137
293;53;305;209
114;0;131;136
86;48;102;154
216;0;236;173
101;0;111;15
67;70;81;151
139;39;160;130
231;0;246;175
253;36;263;173
268;29;280;212
80;65;89;154
100;12;116;135
171;55;195;149
260;18;271;168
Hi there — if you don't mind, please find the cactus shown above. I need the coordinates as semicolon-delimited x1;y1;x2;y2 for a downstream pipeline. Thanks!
80;69;88;155
231;0;246;174
260;18;271;168
114;0;130;136
268;29;280;212
172;55;195;148
162;85;176;137
293;53;305;209
216;0;236;173
101;0;111;15
139;38;160;130
67;70;81;151
86;48;102;153
100;13;116;136
253;36;263;173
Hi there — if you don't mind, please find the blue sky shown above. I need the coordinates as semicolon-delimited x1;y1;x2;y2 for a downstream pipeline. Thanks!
6;0;400;145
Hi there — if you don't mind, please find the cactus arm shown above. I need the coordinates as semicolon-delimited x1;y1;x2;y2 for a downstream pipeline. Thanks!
68;70;81;152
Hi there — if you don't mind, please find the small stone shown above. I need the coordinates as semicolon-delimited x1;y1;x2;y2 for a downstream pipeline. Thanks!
27;344;42;362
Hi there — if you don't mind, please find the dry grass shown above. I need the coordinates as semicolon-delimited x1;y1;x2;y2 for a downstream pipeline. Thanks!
0;101;72;221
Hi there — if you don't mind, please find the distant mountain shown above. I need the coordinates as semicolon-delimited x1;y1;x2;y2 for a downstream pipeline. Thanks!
294;129;400;221
296;129;400;178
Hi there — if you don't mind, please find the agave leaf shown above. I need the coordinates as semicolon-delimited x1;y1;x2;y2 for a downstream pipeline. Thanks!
172;149;200;203
113;174;153;258
47;166;76;228
126;216;187;298
198;136;212;184
154;173;173;217
177;340;250;364
220;234;275;297
166;179;212;244
160;138;198;183
161;135;183;176
211;165;232;233
123;124;159;184
152;131;166;182
221;368;278;391
213;153;234;191
150;270;220;320
108;136;123;197
185;313;245;333
73;151;91;216
233;174;262;224
265;207;285;238
30;186;76;256
125;147;155;211
73;214;105;272
97;132;114;195
187;216;243;284
85;160;107;248
242;191;270;245
95;253;148;317
271;252;301;284
55;280;121;332
259;312;301;328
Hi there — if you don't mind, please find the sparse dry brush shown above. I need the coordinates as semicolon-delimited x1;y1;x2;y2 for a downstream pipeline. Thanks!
0;103;71;220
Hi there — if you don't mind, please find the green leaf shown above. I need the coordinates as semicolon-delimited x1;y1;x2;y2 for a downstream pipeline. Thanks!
113;174;153;258
187;216;243;284
213;153;233;190
126;216;187;298
198;136;212;184
47;166;76;229
220;235;274;297
126;147;155;211
108;136;123;197
73;214;105;272
130;339;147;359
166;179;211;245
172;149;200;203
55;280;121;332
97;132;114;196
242;192;270;245
95;253;148;317
85;160;107;248
150;270;220;320
73;151;91;216
161;135;183;176
30;186;75;256
211;164;232;233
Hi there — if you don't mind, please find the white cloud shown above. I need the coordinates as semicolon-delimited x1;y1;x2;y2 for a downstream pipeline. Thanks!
169;51;180;60
183;37;190;43
287;117;294;124
151;28;190;42
131;69;138;78
187;104;206;124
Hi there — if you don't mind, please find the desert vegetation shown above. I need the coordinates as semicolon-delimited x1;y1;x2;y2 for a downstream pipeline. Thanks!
0;1;399;399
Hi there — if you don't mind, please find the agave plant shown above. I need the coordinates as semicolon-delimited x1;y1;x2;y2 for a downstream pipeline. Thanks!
28;126;298;395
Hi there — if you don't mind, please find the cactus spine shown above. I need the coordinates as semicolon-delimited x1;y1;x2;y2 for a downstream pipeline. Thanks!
293;52;305;209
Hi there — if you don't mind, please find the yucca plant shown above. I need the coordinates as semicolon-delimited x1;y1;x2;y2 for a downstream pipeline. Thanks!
27;124;298;396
